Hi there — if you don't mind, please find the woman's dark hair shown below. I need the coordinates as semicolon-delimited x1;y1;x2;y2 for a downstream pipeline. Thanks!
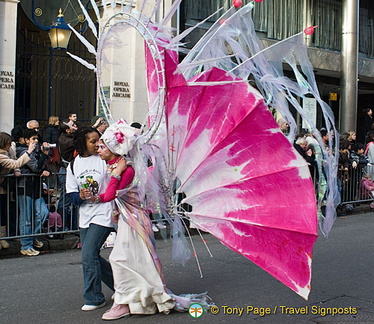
365;130;374;144
59;118;71;133
131;122;142;129
339;140;350;150
23;128;39;140
11;124;25;142
355;143;364;151
362;108;372;115
340;132;349;141
0;132;12;149
74;127;100;155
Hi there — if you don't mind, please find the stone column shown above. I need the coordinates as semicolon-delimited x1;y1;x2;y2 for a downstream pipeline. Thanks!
0;0;18;133
96;1;172;125
340;0;359;133
95;2;150;124
303;0;313;46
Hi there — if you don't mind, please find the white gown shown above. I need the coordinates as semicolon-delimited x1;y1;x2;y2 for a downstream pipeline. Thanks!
109;196;175;315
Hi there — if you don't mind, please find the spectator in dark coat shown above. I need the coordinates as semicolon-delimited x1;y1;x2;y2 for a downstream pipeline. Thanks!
43;116;60;144
359;108;373;143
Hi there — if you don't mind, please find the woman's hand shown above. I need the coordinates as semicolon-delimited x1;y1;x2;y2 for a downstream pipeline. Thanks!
80;188;92;200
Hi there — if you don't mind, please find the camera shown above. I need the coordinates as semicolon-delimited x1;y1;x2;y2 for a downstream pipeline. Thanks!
43;144;57;149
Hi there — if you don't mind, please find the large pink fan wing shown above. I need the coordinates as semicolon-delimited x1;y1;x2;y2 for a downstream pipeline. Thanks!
164;62;317;299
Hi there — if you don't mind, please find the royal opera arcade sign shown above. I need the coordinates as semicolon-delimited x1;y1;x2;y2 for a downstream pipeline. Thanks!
0;70;15;90
112;81;131;99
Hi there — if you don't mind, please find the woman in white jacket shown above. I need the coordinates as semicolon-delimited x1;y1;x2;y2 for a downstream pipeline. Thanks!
0;132;36;248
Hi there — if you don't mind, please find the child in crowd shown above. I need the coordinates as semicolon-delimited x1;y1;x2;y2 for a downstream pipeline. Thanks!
351;143;368;171
360;174;374;209
42;182;57;207
42;183;63;237
48;205;63;232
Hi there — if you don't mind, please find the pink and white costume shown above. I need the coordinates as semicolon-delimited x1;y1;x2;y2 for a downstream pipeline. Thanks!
99;159;175;314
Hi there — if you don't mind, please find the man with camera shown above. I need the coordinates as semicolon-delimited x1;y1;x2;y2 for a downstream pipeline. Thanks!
16;128;51;256
26;119;56;151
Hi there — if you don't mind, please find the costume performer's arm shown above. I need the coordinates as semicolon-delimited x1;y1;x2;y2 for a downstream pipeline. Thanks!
99;166;135;203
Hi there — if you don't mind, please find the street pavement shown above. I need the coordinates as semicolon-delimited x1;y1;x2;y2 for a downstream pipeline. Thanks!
0;212;374;324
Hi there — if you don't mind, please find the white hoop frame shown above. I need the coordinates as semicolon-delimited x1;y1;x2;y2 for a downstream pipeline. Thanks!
96;9;167;145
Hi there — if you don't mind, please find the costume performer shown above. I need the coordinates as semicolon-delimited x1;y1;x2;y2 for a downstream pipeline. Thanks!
69;0;340;301
97;120;175;320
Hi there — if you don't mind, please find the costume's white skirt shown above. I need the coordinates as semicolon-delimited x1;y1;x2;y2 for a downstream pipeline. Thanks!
109;216;175;314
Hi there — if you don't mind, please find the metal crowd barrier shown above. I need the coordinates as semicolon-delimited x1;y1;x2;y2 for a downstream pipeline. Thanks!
339;166;374;205
0;172;79;240
1;165;372;241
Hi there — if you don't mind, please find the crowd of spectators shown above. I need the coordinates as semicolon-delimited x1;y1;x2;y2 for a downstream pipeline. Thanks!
2;107;374;254
280;108;374;215
291;124;374;215
0;112;109;255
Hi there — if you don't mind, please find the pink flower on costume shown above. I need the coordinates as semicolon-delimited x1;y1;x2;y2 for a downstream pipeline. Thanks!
115;132;125;144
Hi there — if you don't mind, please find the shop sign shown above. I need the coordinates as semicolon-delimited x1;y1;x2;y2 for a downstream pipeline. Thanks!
112;81;131;98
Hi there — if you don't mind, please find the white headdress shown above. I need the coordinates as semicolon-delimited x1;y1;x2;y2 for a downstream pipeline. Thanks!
100;119;138;156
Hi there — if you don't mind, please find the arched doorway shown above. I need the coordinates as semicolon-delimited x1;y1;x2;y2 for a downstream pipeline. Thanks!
15;1;97;129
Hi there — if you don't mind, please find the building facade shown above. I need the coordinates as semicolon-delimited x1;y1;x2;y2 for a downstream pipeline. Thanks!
181;0;374;134
0;0;373;135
